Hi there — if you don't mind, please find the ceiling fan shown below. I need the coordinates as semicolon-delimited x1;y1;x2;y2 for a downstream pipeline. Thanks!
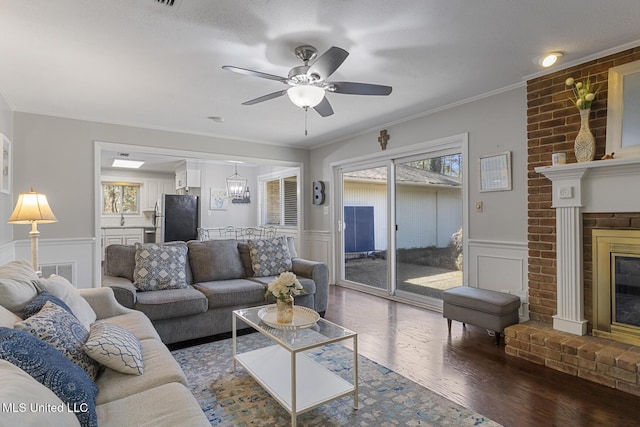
222;45;392;118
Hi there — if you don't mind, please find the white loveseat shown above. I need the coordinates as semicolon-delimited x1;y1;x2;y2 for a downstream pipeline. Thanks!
0;260;208;427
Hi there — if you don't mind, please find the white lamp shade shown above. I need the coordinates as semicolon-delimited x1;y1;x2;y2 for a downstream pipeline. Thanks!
287;85;325;108
8;189;57;224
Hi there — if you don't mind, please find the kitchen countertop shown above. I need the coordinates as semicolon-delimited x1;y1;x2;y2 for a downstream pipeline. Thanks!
101;226;157;229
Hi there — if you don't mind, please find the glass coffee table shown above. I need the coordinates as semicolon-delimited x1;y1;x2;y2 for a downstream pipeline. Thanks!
232;305;358;427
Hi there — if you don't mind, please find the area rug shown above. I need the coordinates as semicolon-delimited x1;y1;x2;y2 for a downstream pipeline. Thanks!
171;333;501;426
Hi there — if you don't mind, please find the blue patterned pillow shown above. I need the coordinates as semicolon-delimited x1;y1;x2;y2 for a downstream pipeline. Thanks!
0;327;98;427
14;301;100;380
84;322;144;375
22;291;73;319
133;243;189;291
248;236;292;276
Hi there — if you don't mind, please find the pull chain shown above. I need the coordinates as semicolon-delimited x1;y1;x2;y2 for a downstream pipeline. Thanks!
304;106;309;136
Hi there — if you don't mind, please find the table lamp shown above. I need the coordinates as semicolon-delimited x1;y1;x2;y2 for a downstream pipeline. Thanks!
8;187;57;272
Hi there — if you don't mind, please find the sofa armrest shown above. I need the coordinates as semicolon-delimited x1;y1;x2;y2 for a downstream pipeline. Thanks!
101;275;137;308
78;287;137;320
292;258;329;315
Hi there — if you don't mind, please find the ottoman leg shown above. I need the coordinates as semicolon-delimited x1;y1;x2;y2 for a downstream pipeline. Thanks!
447;318;452;334
495;332;500;346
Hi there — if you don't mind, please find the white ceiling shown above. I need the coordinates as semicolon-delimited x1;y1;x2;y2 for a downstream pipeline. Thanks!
1;0;639;149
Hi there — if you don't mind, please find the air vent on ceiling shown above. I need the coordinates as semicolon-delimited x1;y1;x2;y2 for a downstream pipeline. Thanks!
156;0;176;6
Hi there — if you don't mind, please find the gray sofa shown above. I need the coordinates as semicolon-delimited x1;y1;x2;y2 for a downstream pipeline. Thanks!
102;237;329;344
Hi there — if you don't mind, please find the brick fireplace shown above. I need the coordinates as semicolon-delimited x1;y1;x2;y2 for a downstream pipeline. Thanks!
505;46;640;396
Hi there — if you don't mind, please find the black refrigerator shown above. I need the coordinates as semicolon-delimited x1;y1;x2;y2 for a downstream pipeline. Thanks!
156;194;199;242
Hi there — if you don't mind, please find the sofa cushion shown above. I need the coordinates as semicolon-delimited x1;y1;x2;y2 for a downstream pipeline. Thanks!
134;287;208;321
96;382;209;427
95;338;188;405
14;301;100;380
187;239;245;282
104;244;137;281
193;279;265;309
22;290;73;319
0;259;40;313
237;241;256;277
0;327;98;427
133;243;189;291
248;236;292;276
98;311;161;341
84;322;144;376
0;304;20;328
0;359;82;427
35;274;97;330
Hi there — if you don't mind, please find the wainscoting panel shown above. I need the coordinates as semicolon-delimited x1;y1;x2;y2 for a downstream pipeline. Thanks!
14;238;97;288
467;239;529;320
303;230;333;284
0;242;15;266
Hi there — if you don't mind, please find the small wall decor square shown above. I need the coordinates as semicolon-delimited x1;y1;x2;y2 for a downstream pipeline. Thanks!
1;133;11;195
210;188;229;210
479;151;511;192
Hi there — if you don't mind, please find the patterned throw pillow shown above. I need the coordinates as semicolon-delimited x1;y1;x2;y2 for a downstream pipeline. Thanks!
34;274;97;330
133;243;189;291
14;301;100;380
22;291;73;319
84;322;144;375
248;236;292;277
0;327;98;427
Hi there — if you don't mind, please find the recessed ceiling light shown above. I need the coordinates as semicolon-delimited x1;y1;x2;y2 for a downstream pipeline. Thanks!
208;116;224;123
538;52;563;68
112;159;144;169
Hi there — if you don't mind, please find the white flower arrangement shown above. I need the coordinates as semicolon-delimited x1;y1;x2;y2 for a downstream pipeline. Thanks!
265;271;306;301
565;77;598;110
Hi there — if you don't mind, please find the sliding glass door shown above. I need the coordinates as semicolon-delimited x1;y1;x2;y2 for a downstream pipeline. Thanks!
340;162;389;293
394;153;463;301
335;135;467;306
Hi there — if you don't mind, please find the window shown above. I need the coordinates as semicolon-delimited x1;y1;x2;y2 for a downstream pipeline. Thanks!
102;183;140;214
259;170;298;227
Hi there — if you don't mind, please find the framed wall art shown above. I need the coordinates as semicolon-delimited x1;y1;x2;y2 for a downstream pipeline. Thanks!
479;151;511;192
1;134;11;195
210;188;229;210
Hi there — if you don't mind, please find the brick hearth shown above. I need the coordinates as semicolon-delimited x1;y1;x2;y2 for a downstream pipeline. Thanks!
505;322;640;397
524;46;640;394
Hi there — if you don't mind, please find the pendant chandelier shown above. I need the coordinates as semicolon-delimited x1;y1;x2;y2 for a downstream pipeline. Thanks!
226;163;248;200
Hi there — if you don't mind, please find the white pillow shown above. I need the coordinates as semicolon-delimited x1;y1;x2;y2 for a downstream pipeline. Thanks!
0;359;81;427
0;259;39;313
84;322;144;375
0;304;20;328
34;274;97;330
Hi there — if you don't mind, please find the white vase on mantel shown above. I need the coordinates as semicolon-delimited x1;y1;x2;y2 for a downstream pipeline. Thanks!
574;108;596;162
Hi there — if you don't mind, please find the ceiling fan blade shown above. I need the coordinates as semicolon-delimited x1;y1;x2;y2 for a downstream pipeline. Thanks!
307;47;349;81
222;65;287;83
330;82;392;96
313;96;334;117
242;90;288;105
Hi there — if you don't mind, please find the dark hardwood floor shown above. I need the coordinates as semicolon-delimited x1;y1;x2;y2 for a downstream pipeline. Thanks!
325;285;640;427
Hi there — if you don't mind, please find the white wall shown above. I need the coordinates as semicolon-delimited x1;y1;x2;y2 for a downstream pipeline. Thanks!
0;92;13;250
7;113;309;286
199;163;258;228
308;86;528;296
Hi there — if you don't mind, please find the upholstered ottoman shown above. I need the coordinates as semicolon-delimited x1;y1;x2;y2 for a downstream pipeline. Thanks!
442;286;520;345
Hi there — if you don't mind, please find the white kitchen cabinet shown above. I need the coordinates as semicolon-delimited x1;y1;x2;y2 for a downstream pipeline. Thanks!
144;178;175;210
102;228;144;260
175;161;201;190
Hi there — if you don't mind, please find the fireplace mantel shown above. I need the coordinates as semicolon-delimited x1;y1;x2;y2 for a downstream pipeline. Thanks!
535;157;640;335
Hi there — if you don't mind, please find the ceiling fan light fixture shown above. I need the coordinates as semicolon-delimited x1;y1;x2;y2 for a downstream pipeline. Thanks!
287;85;325;108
